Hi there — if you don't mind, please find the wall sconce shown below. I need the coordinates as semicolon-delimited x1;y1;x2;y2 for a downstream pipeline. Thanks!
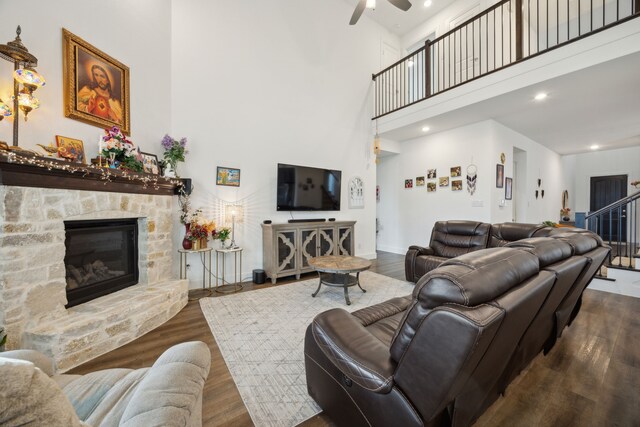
0;26;45;146
224;204;244;249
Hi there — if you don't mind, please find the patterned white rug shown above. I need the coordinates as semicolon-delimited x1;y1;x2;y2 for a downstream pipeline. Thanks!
199;271;414;427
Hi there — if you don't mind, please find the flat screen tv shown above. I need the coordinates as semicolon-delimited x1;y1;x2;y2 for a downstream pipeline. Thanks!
277;163;342;211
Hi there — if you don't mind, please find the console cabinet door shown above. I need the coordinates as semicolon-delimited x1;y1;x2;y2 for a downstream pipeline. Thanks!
276;230;297;274
318;227;336;256
337;226;353;255
299;228;319;269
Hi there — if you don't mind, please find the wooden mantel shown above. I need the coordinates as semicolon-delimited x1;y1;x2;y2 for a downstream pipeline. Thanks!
0;151;183;196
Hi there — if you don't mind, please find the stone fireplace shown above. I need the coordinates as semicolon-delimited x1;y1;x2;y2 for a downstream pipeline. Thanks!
0;161;187;372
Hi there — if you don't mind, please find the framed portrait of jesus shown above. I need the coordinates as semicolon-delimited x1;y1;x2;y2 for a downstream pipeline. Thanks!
63;29;131;134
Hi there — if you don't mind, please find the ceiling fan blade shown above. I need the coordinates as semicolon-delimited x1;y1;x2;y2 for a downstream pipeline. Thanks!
349;0;367;25
387;0;412;11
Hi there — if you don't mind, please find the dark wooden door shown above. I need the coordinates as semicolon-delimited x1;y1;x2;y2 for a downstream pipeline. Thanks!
590;175;627;242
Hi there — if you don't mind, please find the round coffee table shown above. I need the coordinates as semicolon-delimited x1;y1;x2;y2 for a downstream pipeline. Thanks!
308;255;372;305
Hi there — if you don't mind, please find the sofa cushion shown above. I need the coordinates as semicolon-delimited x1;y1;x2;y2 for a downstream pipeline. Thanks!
390;248;539;362
489;223;549;247
63;368;143;425
430;221;491;258
506;237;574;267
550;231;599;255
0;356;87;427
414;255;448;278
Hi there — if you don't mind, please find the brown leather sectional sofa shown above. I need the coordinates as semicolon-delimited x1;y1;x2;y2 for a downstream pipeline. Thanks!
304;222;609;426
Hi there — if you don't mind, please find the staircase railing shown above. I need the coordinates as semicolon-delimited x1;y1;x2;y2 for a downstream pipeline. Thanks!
372;0;640;119
586;189;640;271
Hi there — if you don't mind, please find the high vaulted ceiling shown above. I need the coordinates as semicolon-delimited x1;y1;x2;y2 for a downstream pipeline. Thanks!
342;0;455;36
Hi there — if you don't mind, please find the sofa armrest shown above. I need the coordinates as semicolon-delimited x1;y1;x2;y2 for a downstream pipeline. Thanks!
119;341;211;427
405;246;434;281
311;309;396;393
408;245;434;256
1;349;55;376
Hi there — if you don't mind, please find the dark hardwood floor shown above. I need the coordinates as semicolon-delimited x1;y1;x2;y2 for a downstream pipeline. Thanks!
71;252;640;426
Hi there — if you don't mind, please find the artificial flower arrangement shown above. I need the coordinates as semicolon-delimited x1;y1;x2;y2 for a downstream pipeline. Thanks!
631;180;640;189
161;134;188;177
100;126;144;172
560;207;571;217
188;209;216;242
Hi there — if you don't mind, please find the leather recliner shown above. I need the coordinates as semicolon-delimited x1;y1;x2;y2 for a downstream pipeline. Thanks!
405;220;491;282
305;230;609;427
307;247;555;426
406;222;564;283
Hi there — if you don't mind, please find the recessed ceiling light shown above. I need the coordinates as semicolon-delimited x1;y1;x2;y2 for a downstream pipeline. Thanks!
590;144;599;150
366;0;376;9
534;92;548;101
422;126;430;132
424;0;433;7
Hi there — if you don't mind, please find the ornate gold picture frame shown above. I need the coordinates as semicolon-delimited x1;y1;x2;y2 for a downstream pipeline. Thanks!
63;29;130;134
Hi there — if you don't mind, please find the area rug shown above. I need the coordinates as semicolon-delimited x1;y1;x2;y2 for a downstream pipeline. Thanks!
199;271;414;427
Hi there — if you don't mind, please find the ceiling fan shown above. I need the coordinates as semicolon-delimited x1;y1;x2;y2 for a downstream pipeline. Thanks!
349;0;412;25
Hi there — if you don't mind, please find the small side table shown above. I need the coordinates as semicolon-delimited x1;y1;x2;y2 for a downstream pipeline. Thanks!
178;247;213;300
215;247;243;293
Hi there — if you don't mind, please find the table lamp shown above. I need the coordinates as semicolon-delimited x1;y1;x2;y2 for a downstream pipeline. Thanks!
225;204;244;249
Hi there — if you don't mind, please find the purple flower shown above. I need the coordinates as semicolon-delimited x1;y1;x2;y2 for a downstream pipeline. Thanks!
161;134;173;149
179;137;187;147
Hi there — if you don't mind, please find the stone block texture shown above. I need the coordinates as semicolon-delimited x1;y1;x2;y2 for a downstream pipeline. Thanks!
0;186;186;372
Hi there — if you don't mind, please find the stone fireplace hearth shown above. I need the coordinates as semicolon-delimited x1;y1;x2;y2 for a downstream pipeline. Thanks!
0;178;187;372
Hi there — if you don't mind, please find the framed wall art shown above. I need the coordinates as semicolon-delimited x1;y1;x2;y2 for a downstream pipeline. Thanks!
349;176;364;209
140;152;159;175
55;135;86;164
63;29;131;134
450;166;461;177
405;179;413;189
217;166;241;187
427;169;437;179
505;177;513;200
427;182;436;192
452;180;463;191
496;164;504;188
439;177;449;187
416;176;425;186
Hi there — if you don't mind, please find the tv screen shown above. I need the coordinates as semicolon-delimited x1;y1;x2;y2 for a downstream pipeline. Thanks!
277;163;342;211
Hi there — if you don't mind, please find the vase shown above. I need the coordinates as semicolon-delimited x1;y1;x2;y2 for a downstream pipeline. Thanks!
182;224;192;250
192;239;201;251
163;163;176;178
219;240;227;249
200;238;208;249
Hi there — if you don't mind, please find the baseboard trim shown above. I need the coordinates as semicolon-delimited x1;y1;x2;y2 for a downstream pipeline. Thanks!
376;245;406;255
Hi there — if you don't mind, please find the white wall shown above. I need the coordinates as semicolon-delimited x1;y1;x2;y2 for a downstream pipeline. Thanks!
561;145;640;214
171;0;400;286
0;0;172;159
376;119;562;254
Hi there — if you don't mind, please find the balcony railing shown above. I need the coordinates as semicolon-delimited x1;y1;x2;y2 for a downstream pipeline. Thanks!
372;0;640;119
586;189;640;272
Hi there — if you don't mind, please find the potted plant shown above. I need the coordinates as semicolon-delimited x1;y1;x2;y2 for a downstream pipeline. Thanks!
161;134;188;178
100;126;144;172
214;227;231;249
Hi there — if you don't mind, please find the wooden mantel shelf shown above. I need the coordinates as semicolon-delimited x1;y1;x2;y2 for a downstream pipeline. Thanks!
0;151;183;196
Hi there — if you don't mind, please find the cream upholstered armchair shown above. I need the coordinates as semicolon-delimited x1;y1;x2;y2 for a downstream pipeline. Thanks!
0;341;211;427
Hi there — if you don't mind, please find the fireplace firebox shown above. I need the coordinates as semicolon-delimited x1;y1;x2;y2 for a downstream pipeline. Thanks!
64;218;139;308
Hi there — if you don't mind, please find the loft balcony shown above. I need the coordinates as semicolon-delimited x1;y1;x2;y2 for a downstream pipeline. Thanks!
372;0;640;125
